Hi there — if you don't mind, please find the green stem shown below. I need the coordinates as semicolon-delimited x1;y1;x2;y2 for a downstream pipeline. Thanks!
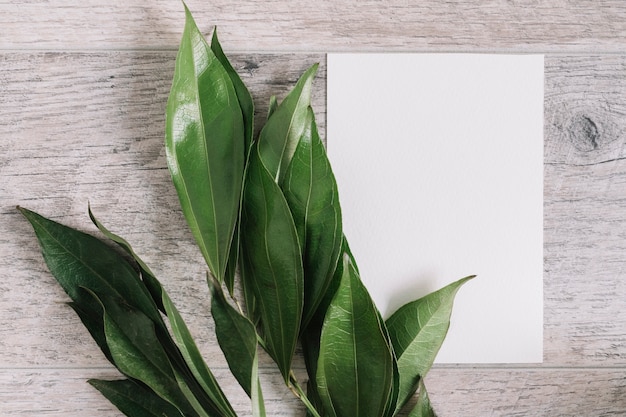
288;373;322;417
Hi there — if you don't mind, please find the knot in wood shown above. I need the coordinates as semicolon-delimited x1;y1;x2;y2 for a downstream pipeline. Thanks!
568;114;599;152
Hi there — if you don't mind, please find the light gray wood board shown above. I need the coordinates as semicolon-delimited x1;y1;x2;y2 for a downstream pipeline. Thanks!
2;51;626;414
2;1;626;52
544;55;626;366
1;368;625;416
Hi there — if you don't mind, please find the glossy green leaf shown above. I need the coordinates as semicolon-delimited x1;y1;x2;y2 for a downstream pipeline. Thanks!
240;143;304;382
386;276;474;412
165;5;245;282
210;28;254;293
210;28;254;151
18;207;161;325
282;106;342;329
257;64;318;183
408;380;437;417
316;254;394;417
88;378;185;417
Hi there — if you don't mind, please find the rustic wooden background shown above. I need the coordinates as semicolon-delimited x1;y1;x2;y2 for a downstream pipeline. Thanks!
2;1;626;416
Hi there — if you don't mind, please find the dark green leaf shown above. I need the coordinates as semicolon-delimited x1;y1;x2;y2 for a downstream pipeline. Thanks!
18;207;161;325
89;378;185;417
316;254;394;417
165;5;245;282
208;276;258;397
240;143;304;382
67;298;112;363
408;380;437;417
282;106;342;329
88;207;164;312
386;276;474;413
96;292;196;416
257;64;318;183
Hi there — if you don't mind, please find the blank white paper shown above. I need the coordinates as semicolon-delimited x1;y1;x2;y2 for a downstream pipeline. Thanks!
326;53;544;363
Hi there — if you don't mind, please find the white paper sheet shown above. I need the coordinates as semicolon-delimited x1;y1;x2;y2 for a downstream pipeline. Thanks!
326;53;544;363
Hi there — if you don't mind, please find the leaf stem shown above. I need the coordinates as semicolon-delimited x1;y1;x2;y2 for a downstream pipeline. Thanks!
288;373;322;417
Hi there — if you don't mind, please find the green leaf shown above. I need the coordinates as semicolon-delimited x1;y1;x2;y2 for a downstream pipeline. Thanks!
267;95;278;120
208;276;258;397
88;378;185;417
165;5;245;282
257;64;318;183
88;207;165;312
408;380;437;417
18;207;162;325
67;298;112;363
316;254;394;417
386;276;474;412
96;293;196;416
282;106;342;329
210;28;255;294
162;289;237;417
210;28;254;151
240;143;304;382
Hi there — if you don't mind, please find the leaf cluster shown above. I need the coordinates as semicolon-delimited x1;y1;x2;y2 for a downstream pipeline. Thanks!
19;6;473;417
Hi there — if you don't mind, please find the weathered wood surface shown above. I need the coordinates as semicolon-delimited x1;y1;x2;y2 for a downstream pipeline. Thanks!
2;2;626;415
2;1;626;52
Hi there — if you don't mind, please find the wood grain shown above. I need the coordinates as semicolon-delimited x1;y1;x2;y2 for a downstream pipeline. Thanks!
2;1;626;52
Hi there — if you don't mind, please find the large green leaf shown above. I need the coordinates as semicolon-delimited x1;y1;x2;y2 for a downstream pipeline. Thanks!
386;276;474;413
18;207;161;325
210;28;254;293
408;380;437;417
165;5;245;282
88;378;185;417
257;64;318;183
282;107;342;329
240;142;304;382
316;254;394;417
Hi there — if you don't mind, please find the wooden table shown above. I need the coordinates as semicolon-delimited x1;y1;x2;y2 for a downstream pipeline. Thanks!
1;2;625;415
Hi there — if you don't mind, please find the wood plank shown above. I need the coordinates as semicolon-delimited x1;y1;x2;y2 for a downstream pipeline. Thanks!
2;1;626;52
1;368;625;416
544;55;626;366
